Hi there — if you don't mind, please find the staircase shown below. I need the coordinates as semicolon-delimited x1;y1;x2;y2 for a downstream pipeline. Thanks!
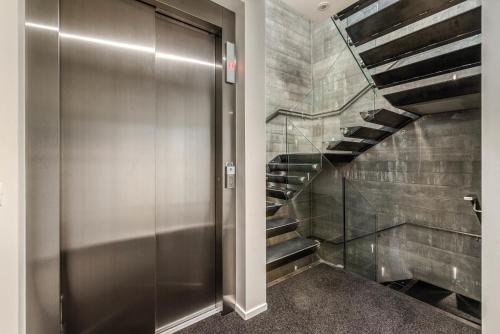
265;0;482;284
327;0;481;161
266;154;320;280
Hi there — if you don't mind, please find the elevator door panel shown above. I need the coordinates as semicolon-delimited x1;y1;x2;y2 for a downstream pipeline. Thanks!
60;0;156;332
155;16;217;329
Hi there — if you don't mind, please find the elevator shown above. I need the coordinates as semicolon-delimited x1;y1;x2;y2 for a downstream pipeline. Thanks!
25;0;237;333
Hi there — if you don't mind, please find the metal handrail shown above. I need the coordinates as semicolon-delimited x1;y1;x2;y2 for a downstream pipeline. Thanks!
322;221;481;246
266;20;406;125
266;84;373;123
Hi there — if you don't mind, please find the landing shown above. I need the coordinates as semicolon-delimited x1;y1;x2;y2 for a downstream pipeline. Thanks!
181;264;479;334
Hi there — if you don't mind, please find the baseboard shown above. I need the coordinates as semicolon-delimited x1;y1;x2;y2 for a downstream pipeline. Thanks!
235;302;268;320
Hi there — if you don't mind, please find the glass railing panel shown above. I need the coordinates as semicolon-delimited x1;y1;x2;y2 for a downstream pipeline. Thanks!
376;223;481;322
344;179;378;279
312;18;376;117
309;155;344;267
376;224;412;284
345;179;377;241
283;119;326;239
330;17;375;89
345;234;377;280
285;116;323;173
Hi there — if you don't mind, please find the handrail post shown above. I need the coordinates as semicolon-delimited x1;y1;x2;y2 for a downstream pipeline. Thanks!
342;176;346;269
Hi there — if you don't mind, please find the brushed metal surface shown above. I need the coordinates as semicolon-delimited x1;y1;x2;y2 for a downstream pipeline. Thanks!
155;14;217;330
60;0;156;332
154;0;224;27
25;0;60;332
220;8;237;313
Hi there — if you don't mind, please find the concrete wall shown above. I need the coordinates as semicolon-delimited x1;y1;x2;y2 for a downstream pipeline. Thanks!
265;0;314;161
0;0;23;333
265;0;312;117
482;0;500;331
346;110;482;300
311;19;368;115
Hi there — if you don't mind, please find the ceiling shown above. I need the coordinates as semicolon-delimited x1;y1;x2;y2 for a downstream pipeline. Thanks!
281;0;357;22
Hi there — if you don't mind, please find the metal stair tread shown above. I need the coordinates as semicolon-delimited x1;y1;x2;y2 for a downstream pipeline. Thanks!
266;217;299;238
268;162;320;172
360;108;416;129
266;186;295;200
327;140;374;152
359;7;481;69
346;0;467;47
343;126;393;141
267;217;297;230
372;44;481;89
266;173;307;185
383;73;481;114
336;0;378;21
266;201;283;217
323;152;360;164
266;238;319;265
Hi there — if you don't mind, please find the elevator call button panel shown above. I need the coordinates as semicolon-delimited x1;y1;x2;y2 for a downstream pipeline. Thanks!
225;162;236;189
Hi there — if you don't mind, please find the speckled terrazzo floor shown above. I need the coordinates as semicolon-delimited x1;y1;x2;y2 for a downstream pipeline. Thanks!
180;264;480;334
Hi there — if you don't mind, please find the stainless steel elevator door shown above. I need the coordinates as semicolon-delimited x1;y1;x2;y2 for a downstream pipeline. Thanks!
60;0;156;332
155;15;217;330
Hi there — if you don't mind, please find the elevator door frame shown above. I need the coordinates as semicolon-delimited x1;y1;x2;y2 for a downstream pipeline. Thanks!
25;0;236;333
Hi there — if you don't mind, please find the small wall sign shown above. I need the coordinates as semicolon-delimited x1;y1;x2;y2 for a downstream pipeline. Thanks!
225;42;236;84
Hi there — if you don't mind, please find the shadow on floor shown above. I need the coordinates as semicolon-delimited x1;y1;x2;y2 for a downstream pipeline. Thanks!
385;279;481;325
180;264;480;334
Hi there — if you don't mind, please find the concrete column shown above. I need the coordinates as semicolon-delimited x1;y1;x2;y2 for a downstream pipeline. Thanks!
482;1;500;333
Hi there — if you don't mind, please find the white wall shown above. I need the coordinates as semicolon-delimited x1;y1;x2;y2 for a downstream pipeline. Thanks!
213;0;268;320
0;0;23;333
482;1;500;333
234;0;268;320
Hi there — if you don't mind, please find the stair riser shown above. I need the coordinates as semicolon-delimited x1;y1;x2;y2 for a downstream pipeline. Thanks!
266;204;282;217
266;255;317;283
266;246;318;271
327;142;373;152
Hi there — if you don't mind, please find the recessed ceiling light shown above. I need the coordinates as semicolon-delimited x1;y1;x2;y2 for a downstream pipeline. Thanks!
317;1;330;11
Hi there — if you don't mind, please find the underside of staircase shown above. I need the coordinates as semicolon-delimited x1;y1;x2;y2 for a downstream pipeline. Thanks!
325;0;482;163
